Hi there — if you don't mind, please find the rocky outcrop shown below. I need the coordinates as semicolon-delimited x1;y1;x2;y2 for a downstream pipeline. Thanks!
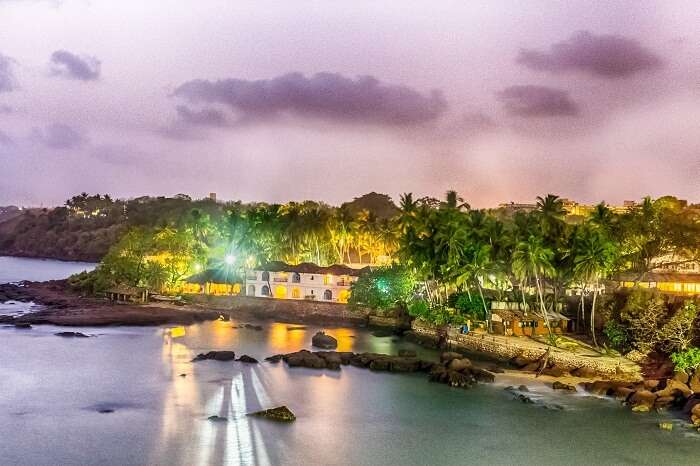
192;351;236;362
237;355;259;364
55;331;90;338
311;331;338;349
247;406;296;422
552;381;576;391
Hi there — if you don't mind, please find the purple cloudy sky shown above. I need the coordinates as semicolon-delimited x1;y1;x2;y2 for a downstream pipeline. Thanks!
0;0;699;207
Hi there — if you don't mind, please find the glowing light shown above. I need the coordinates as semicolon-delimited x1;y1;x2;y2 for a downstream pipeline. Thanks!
194;263;202;272
224;254;235;265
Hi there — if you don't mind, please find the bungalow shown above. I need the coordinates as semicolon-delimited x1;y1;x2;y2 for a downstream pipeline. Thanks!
490;301;570;336
183;269;241;296
245;261;369;303
612;271;700;296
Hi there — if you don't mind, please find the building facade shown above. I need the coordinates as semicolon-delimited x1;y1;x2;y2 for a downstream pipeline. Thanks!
245;262;368;303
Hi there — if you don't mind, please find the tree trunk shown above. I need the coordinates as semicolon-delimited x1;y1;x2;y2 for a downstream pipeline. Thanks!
477;282;489;329
534;270;555;343
591;278;599;348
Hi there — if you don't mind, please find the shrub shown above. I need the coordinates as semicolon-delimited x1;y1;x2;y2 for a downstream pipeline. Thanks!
603;320;630;352
349;265;416;311
452;292;487;321
407;299;430;319
670;348;700;373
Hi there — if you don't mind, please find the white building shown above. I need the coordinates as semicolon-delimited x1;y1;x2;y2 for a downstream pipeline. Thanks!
245;262;369;303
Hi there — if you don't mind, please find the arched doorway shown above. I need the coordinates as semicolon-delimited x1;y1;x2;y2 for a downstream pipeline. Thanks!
247;285;255;296
323;289;332;301
291;287;301;299
261;285;270;297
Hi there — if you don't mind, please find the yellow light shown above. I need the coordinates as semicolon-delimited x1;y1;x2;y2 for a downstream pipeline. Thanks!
225;254;235;265
194;263;202;272
169;326;186;338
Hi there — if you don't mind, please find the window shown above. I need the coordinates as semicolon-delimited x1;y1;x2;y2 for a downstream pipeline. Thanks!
292;272;301;283
262;271;270;282
247;285;255;296
323;274;333;285
323;289;332;300
261;285;270;297
291;287;301;299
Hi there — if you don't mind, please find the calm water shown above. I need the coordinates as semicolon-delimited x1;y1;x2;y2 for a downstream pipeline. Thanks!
1;259;698;465
0;256;96;284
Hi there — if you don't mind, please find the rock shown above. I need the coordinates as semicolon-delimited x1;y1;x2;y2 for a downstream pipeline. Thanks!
541;366;565;378
643;379;661;390
571;366;597;378
14;323;31;329
388;357;422;373
311;331;337;349
511;356;533;368
398;349;417;358
629;390;657;410
248;406;296;422
371;329;394;338
655;379;693;399
265;354;283;363
472;368;495;383
624;350;648;364
440;352;463;363
179;373;187;377
483;363;505;374
658;422;673;431
98;409;115;414
286;350;327;369
316;351;342;370
613;386;636;401
654;396;676;410
673;371;690;385
518;385;530;392
55;331;89;338
237;355;259;364
688;371;700;393
682;396;700;414
522;362;541;372
192;351;236;362
552;381;577;392
516;394;535;404
631;405;650;413
243;324;263;331
445;370;475;388
692;403;700;417
447;357;472;372
208;415;228;422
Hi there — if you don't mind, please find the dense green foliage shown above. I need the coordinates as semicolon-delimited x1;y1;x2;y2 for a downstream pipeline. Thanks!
670;347;700;373
348;265;416;311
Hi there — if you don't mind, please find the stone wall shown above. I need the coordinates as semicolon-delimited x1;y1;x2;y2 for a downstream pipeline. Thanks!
411;319;639;378
189;295;370;325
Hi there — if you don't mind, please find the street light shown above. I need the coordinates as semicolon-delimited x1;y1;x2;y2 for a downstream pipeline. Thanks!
224;254;235;265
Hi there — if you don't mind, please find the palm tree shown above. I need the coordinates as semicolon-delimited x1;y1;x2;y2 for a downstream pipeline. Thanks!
456;244;498;323
512;235;556;342
573;227;617;347
536;194;566;241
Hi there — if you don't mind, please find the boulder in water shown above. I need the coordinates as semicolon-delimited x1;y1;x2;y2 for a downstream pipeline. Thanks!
311;331;337;349
552;381;577;391
208;415;228;422
192;351;236;362
237;355;259;364
14;323;31;329
55;331;89;338
248;406;296;422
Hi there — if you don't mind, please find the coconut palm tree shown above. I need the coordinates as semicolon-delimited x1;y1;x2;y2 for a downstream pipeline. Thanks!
512;235;556;342
573;227;617;347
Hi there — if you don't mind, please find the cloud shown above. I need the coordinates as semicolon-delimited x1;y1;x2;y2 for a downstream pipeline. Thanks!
50;50;101;81
0;54;18;93
173;72;447;126
497;85;579;117
0;129;13;147
175;105;227;127
90;144;145;165
517;31;662;78
30;123;85;149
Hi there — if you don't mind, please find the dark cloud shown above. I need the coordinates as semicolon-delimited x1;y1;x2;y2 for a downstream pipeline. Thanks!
173;72;447;126
0;54;18;93
30;123;85;149
175;105;227;127
497;85;579;117
50;50;101;81
517;31;662;78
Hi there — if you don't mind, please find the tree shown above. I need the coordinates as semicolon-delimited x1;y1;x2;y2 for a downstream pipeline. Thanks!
659;302;698;353
348;265;416;311
572;227;617;347
512;235;556;342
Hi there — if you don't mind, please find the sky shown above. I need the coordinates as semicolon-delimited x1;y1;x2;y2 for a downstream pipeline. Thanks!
0;0;699;207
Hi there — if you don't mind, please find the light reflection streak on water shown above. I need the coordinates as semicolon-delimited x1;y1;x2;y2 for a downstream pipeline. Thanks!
197;386;224;466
